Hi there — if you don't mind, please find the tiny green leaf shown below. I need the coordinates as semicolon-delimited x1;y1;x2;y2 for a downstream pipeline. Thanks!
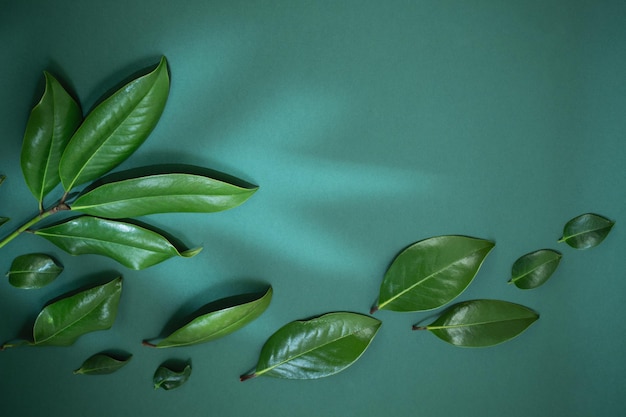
74;353;132;375
240;312;381;381
7;253;63;289
153;362;192;390
414;299;539;347
34;216;200;270
71;173;258;218
373;235;495;313
509;249;561;289
0;217;8;228
558;213;615;249
146;287;272;348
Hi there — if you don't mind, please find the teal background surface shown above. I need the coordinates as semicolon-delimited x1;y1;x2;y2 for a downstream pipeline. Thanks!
1;1;625;416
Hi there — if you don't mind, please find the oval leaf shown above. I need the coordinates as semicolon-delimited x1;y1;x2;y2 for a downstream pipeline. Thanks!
59;57;170;191
74;353;132;375
240;312;381;381
509;249;561;289
147;287;272;348
34;216;200;270
7;253;63;289
21;72;81;206
71;173;258;218
373;235;495;313
33;277;122;346
414;299;539;347
153;362;192;390
558;213;615;249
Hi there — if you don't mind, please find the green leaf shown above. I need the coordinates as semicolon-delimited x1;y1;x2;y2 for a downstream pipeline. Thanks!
240;312;381;381
0;217;8;228
71;173;258;218
147;287;272;348
509;249;561;289
74;353;132;375
373;235;495;313
558;213;615;249
20;72;81;207
7;253;63;289
414;299;539;347
34;216;200;270
153;362;192;390
59;57;170;191
32;277;122;346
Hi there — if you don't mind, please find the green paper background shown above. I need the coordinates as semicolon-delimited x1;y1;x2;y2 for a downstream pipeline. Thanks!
1;1;625;416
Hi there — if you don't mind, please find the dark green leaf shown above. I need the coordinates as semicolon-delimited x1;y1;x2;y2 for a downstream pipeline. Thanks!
0;217;8;228
59;57;169;191
414;299;539;347
71;173;258;218
373;235;495;313
558;213;615;249
0;174;4;185
148;287;272;348
509;249;561;289
7;253;63;289
240;312;381;381
74;353;132;375
21;72;81;206
34;216;200;270
153;362;192;390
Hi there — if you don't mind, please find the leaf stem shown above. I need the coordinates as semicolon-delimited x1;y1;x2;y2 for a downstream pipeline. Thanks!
239;373;256;382
412;325;428;331
0;202;69;249
142;340;157;348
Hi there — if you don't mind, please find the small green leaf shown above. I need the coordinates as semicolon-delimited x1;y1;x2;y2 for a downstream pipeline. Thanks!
34;216;200;270
153;362;192;390
74;353;132;375
509;249;561;289
146;287;272;348
373;235;495;313
71;173;258;218
558;213;615;249
59;57;170;191
7;253;63;289
414;299;539;347
0;174;5;185
240;312;381;381
0;217;8;228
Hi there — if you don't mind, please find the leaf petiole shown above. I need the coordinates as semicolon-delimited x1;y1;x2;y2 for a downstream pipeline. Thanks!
0;202;69;249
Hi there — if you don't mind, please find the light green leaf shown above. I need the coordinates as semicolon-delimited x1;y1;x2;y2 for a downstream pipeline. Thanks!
146;287;272;348
71;173;258;218
414;299;539;347
7;253;63;289
20;72;81;207
154;362;192;390
240;312;381;381
59;57;170;191
34;216;200;270
74;353;132;375
558;213;615;249
373;235;495;313
509;249;561;289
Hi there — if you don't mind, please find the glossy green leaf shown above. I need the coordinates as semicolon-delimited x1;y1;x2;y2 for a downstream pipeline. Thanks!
373;235;495;313
71;173;258;218
21;72;81;206
32;277;122;346
7;253;63;289
414;299;539;347
34;216;200;270
153;362;192;390
59;57;169;191
509;249;561;289
240;312;381;381
147;287;272;348
74;353;132;375
558;213;615;249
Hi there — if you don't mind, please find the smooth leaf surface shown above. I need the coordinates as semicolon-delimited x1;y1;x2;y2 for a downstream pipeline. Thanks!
415;299;539;347
71;173;258;218
241;312;381;381
558;213;615;249
149;287;272;348
7;253;63;289
34;216;200;270
509;249;561;289
59;57;169;191
74;353;132;375
33;277;122;346
374;235;495;312
153;362;192;390
21;72;81;206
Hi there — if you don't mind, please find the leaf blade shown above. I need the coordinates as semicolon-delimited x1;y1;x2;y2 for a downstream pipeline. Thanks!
74;353;132;375
509;249;561;289
153;362;192;390
558;213;615;249
7;253;63;289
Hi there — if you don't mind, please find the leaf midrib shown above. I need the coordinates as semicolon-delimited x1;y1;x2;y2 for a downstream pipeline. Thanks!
428;316;536;330
36;230;172;254
510;258;559;283
561;224;612;241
